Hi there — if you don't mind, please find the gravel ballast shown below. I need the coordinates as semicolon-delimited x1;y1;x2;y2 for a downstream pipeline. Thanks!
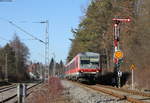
62;80;129;103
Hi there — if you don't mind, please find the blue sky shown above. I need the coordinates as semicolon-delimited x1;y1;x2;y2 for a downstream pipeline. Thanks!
0;0;90;63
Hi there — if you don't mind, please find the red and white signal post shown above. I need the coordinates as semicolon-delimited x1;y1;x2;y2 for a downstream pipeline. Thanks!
113;18;131;88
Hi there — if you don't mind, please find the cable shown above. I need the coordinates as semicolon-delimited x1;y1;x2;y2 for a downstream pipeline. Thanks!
0;36;9;42
0;18;46;44
8;21;46;44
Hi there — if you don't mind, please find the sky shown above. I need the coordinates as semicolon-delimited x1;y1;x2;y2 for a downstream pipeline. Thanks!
0;0;90;63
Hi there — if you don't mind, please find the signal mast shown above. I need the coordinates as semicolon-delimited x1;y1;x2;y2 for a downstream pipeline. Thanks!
112;18;130;88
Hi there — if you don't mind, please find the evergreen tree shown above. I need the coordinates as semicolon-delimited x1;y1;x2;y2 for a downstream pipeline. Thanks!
67;0;150;88
49;58;54;76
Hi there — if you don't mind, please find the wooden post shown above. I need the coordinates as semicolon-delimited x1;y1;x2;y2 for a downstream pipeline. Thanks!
5;54;8;82
17;84;27;103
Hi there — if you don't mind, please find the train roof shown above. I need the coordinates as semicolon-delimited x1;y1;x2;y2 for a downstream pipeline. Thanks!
77;52;100;56
65;52;99;67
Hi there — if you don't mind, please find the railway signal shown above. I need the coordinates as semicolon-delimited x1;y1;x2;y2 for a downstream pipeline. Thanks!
112;18;131;22
112;18;131;88
118;71;122;78
114;50;123;59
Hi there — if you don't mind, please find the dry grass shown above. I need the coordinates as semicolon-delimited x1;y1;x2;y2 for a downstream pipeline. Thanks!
135;68;150;89
28;77;64;103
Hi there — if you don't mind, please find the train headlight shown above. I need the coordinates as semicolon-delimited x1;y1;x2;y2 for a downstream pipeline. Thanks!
79;70;83;73
96;71;99;72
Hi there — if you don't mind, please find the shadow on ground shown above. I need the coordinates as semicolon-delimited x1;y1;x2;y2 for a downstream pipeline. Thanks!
96;72;131;87
0;81;12;86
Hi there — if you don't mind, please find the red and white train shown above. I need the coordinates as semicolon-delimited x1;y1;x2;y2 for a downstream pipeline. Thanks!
65;52;102;81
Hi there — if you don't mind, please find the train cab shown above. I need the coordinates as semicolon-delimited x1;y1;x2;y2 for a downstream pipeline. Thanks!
65;52;102;81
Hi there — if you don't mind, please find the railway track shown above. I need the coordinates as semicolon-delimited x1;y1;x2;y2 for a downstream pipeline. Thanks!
0;84;16;89
0;82;41;103
96;84;150;98
68;80;150;103
0;84;17;93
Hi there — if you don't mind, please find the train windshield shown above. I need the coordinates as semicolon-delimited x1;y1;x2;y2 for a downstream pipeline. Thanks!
80;56;99;69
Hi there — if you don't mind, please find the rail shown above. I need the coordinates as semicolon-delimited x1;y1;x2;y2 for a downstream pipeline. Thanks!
0;82;42;103
0;84;17;93
97;84;150;97
67;80;150;103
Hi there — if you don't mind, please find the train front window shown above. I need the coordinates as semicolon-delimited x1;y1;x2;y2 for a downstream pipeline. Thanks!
80;56;99;69
81;60;90;64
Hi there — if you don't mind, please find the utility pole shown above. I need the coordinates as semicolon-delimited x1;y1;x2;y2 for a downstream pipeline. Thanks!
112;18;130;88
15;38;19;81
5;54;8;82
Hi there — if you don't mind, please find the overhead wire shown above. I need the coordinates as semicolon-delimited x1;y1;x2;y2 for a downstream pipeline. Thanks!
0;18;45;44
8;21;46;44
0;36;9;42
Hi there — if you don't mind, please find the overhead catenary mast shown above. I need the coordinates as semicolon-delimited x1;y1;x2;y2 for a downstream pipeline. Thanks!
44;20;49;82
27;20;50;82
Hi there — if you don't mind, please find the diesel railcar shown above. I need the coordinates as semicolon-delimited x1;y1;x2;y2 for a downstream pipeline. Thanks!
65;52;102;81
